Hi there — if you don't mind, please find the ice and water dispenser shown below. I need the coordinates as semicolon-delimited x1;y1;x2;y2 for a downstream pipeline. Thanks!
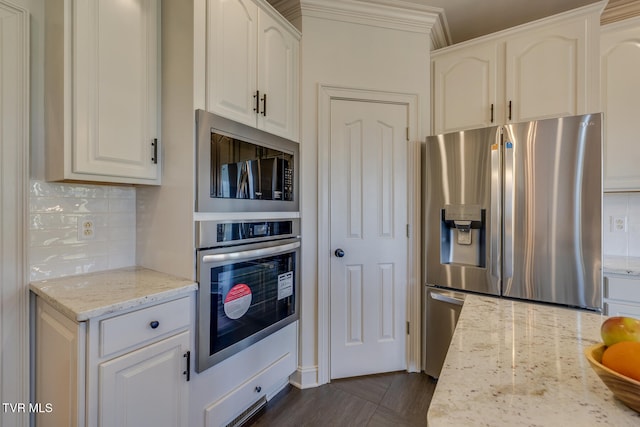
440;204;486;268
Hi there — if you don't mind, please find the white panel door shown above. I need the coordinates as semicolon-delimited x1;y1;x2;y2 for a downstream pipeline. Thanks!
99;332;189;427
505;19;585;123
330;100;408;379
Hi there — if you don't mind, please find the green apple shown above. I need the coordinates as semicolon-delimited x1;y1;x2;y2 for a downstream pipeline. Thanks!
601;316;640;346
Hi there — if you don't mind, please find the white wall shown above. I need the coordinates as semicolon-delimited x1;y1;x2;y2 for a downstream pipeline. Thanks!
604;192;640;257
297;7;432;386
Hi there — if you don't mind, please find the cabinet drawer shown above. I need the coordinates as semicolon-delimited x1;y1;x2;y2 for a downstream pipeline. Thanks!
604;276;640;304
604;301;640;318
100;297;190;357
204;350;295;427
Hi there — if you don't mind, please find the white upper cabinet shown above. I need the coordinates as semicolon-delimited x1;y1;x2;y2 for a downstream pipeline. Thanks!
505;18;589;123
601;17;640;191
432;42;501;134
207;0;258;127
45;0;161;185
431;3;602;135
207;0;300;141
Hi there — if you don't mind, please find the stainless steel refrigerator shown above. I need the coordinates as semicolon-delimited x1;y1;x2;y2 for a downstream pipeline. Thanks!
422;113;602;378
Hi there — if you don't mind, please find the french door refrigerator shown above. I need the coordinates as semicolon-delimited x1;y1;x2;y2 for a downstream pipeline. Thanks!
423;113;602;377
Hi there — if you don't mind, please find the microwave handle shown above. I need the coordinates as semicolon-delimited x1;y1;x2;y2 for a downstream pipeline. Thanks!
201;241;300;264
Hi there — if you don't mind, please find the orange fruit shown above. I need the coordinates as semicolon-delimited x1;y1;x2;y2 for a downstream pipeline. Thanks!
602;341;640;382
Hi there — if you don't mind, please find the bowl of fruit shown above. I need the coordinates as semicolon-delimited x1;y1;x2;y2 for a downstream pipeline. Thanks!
585;316;640;413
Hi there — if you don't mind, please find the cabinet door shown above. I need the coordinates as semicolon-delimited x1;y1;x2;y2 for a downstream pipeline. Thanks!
73;0;160;182
601;19;640;191
257;8;299;141
505;19;586;123
605;301;640;317
36;300;83;427
207;0;258;127
432;42;500;135
99;332;189;427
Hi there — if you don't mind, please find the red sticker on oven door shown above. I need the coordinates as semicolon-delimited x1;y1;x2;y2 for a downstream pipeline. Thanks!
224;284;252;319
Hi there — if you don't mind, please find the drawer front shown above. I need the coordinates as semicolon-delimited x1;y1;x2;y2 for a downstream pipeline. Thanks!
204;351;295;427
100;297;190;358
605;276;640;304
604;300;640;318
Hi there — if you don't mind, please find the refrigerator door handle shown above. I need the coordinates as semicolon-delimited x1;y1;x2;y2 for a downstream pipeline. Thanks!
503;139;514;282
490;135;501;289
430;291;465;306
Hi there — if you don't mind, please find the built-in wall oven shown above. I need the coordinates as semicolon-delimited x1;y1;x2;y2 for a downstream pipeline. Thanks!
195;219;300;372
196;109;298;213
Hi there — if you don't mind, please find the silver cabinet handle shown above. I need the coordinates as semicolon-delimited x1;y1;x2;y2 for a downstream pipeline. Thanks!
430;292;464;306
201;241;300;264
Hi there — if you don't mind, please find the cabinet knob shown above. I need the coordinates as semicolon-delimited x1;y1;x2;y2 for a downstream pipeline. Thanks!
149;320;160;329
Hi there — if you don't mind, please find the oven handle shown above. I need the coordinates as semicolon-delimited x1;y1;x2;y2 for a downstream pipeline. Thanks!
201;241;300;264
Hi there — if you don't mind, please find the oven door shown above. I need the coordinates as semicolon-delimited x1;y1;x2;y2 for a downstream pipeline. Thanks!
196;238;300;372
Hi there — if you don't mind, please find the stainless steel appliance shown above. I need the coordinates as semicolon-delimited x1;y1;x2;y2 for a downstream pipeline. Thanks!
196;219;300;372
422;289;465;377
423;113;602;378
196;109;298;213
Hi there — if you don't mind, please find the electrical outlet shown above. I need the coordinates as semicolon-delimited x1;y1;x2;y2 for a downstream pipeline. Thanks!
78;217;95;240
611;216;627;233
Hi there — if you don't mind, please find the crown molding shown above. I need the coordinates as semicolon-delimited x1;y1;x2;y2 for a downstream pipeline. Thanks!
601;0;640;25
430;9;451;49
268;0;302;23
270;0;452;48
298;0;444;36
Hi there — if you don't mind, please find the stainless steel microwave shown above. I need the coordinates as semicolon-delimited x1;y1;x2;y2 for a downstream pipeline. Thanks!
196;110;299;213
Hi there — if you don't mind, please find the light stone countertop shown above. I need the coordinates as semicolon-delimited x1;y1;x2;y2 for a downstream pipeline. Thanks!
604;255;640;276
427;295;640;426
30;266;198;321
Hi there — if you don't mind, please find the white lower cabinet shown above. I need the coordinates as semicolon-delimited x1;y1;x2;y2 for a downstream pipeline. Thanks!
603;275;640;317
190;321;298;427
99;332;189;427
204;351;294;427
35;295;193;427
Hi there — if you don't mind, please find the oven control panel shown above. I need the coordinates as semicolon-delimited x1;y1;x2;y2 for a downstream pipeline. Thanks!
197;218;300;249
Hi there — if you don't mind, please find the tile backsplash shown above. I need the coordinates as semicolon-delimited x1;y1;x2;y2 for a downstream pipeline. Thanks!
29;180;136;281
603;192;640;257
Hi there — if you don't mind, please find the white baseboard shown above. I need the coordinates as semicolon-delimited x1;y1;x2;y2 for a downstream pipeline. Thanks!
289;366;320;389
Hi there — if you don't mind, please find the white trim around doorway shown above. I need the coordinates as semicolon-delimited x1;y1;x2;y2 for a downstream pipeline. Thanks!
316;84;421;385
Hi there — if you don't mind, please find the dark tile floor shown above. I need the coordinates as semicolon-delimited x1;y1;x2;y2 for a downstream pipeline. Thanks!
245;371;437;427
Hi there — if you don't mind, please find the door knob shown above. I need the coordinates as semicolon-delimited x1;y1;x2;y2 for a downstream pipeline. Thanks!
334;248;345;258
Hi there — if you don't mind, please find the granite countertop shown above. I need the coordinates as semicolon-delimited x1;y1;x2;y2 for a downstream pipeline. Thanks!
30;266;198;321
604;255;640;276
427;295;640;426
